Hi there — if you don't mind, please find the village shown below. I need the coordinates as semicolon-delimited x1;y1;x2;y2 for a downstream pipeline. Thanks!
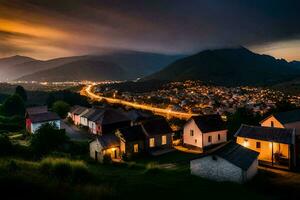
25;95;300;184
96;80;300;115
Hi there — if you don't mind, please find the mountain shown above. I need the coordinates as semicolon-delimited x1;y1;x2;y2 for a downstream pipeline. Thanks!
17;59;127;82
0;50;181;82
144;47;300;86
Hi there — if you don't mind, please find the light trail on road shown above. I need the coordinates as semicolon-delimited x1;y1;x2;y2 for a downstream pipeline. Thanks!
82;84;198;119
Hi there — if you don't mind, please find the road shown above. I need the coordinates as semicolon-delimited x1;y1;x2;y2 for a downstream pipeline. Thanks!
81;84;197;119
61;120;94;141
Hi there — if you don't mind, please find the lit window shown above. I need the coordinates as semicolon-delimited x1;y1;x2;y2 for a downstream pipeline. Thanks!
134;144;139;153
218;134;221;141
190;130;194;136
208;136;212;143
256;142;261;149
162;135;167;145
149;138;155;147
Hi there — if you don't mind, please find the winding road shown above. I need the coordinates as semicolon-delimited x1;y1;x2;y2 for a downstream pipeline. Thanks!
81;84;197;119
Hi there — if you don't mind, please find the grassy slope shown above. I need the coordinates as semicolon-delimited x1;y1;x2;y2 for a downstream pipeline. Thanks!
0;151;278;200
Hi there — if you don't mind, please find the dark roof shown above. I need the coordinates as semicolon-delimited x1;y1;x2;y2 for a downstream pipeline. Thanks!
72;106;88;115
273;109;300;124
26;106;48;115
191;114;226;133
125;110;152;122
118;125;145;142
97;134;120;149
29;112;60;123
142;118;173;136
101;109;130;125
235;124;295;144
214;142;259;170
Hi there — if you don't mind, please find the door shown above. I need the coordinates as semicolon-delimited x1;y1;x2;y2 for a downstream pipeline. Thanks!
95;151;98;161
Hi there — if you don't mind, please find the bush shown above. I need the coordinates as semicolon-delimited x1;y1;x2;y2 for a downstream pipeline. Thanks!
30;123;69;155
1;94;25;117
7;160;20;172
40;157;90;183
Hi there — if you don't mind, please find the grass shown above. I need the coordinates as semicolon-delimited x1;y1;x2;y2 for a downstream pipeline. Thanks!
0;152;300;200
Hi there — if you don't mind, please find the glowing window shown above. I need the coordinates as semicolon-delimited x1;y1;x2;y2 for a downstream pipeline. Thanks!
162;135;167;145
149;138;155;147
134;144;139;153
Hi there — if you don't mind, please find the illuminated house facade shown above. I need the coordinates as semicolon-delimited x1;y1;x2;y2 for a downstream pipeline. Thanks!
235;124;297;170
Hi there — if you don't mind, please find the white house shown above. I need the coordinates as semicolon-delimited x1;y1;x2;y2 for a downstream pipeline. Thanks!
26;111;61;133
190;142;259;183
183;114;227;150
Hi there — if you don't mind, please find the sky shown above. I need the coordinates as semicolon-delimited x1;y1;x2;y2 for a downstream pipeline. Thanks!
0;0;299;61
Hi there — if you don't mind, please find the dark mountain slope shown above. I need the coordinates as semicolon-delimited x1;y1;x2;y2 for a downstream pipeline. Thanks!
144;47;300;86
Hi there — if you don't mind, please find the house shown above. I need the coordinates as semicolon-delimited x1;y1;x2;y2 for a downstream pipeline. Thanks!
183;115;227;150
260;109;300;134
26;106;60;133
88;108;131;135
142;118;173;155
80;108;98;127
190;142;259;183
90;134;120;162
116;125;146;157
235;124;297;170
69;106;89;125
125;110;153;126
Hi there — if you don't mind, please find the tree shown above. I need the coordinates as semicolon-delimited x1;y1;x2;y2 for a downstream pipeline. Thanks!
30;123;69;155
2;94;25;116
226;107;261;139
15;85;27;102
52;100;70;118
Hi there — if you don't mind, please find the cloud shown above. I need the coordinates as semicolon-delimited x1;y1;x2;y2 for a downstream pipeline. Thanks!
0;0;300;60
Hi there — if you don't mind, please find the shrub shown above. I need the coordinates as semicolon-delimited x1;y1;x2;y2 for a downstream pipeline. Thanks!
7;160;20;172
30;123;69;155
40;157;90;183
52;100;70;118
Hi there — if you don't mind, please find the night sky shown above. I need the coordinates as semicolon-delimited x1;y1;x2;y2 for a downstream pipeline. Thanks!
0;0;299;60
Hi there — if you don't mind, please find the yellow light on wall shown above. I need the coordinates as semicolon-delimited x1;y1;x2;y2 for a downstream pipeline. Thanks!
243;139;249;147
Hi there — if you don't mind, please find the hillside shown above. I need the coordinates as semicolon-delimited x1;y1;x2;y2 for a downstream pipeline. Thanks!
144;47;300;86
0;50;181;82
17;59;127;82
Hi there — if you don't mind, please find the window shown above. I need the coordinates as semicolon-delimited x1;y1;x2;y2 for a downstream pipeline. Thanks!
149;138;155;148
190;130;194;136
271;121;274;127
195;139;197;144
208;136;212;143
256;142;261;149
162;135;167;145
218;134;221;141
134;144;139;153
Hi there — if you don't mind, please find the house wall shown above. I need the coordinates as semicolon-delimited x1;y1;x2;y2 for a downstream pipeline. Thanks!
260;116;284;128
183;119;203;148
89;140;120;162
121;140;145;156
202;130;227;147
246;159;258;181
145;133;172;150
74;115;81;125
31;120;61;134
89;121;101;134
236;137;289;162
80;116;89;127
190;156;246;183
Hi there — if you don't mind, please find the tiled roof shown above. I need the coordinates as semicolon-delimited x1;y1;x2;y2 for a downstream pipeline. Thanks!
29;112;60;123
97;134;120;149
214;142;259;170
192;114;226;133
142;118;173;136
235;124;295;144
118;125;145;142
